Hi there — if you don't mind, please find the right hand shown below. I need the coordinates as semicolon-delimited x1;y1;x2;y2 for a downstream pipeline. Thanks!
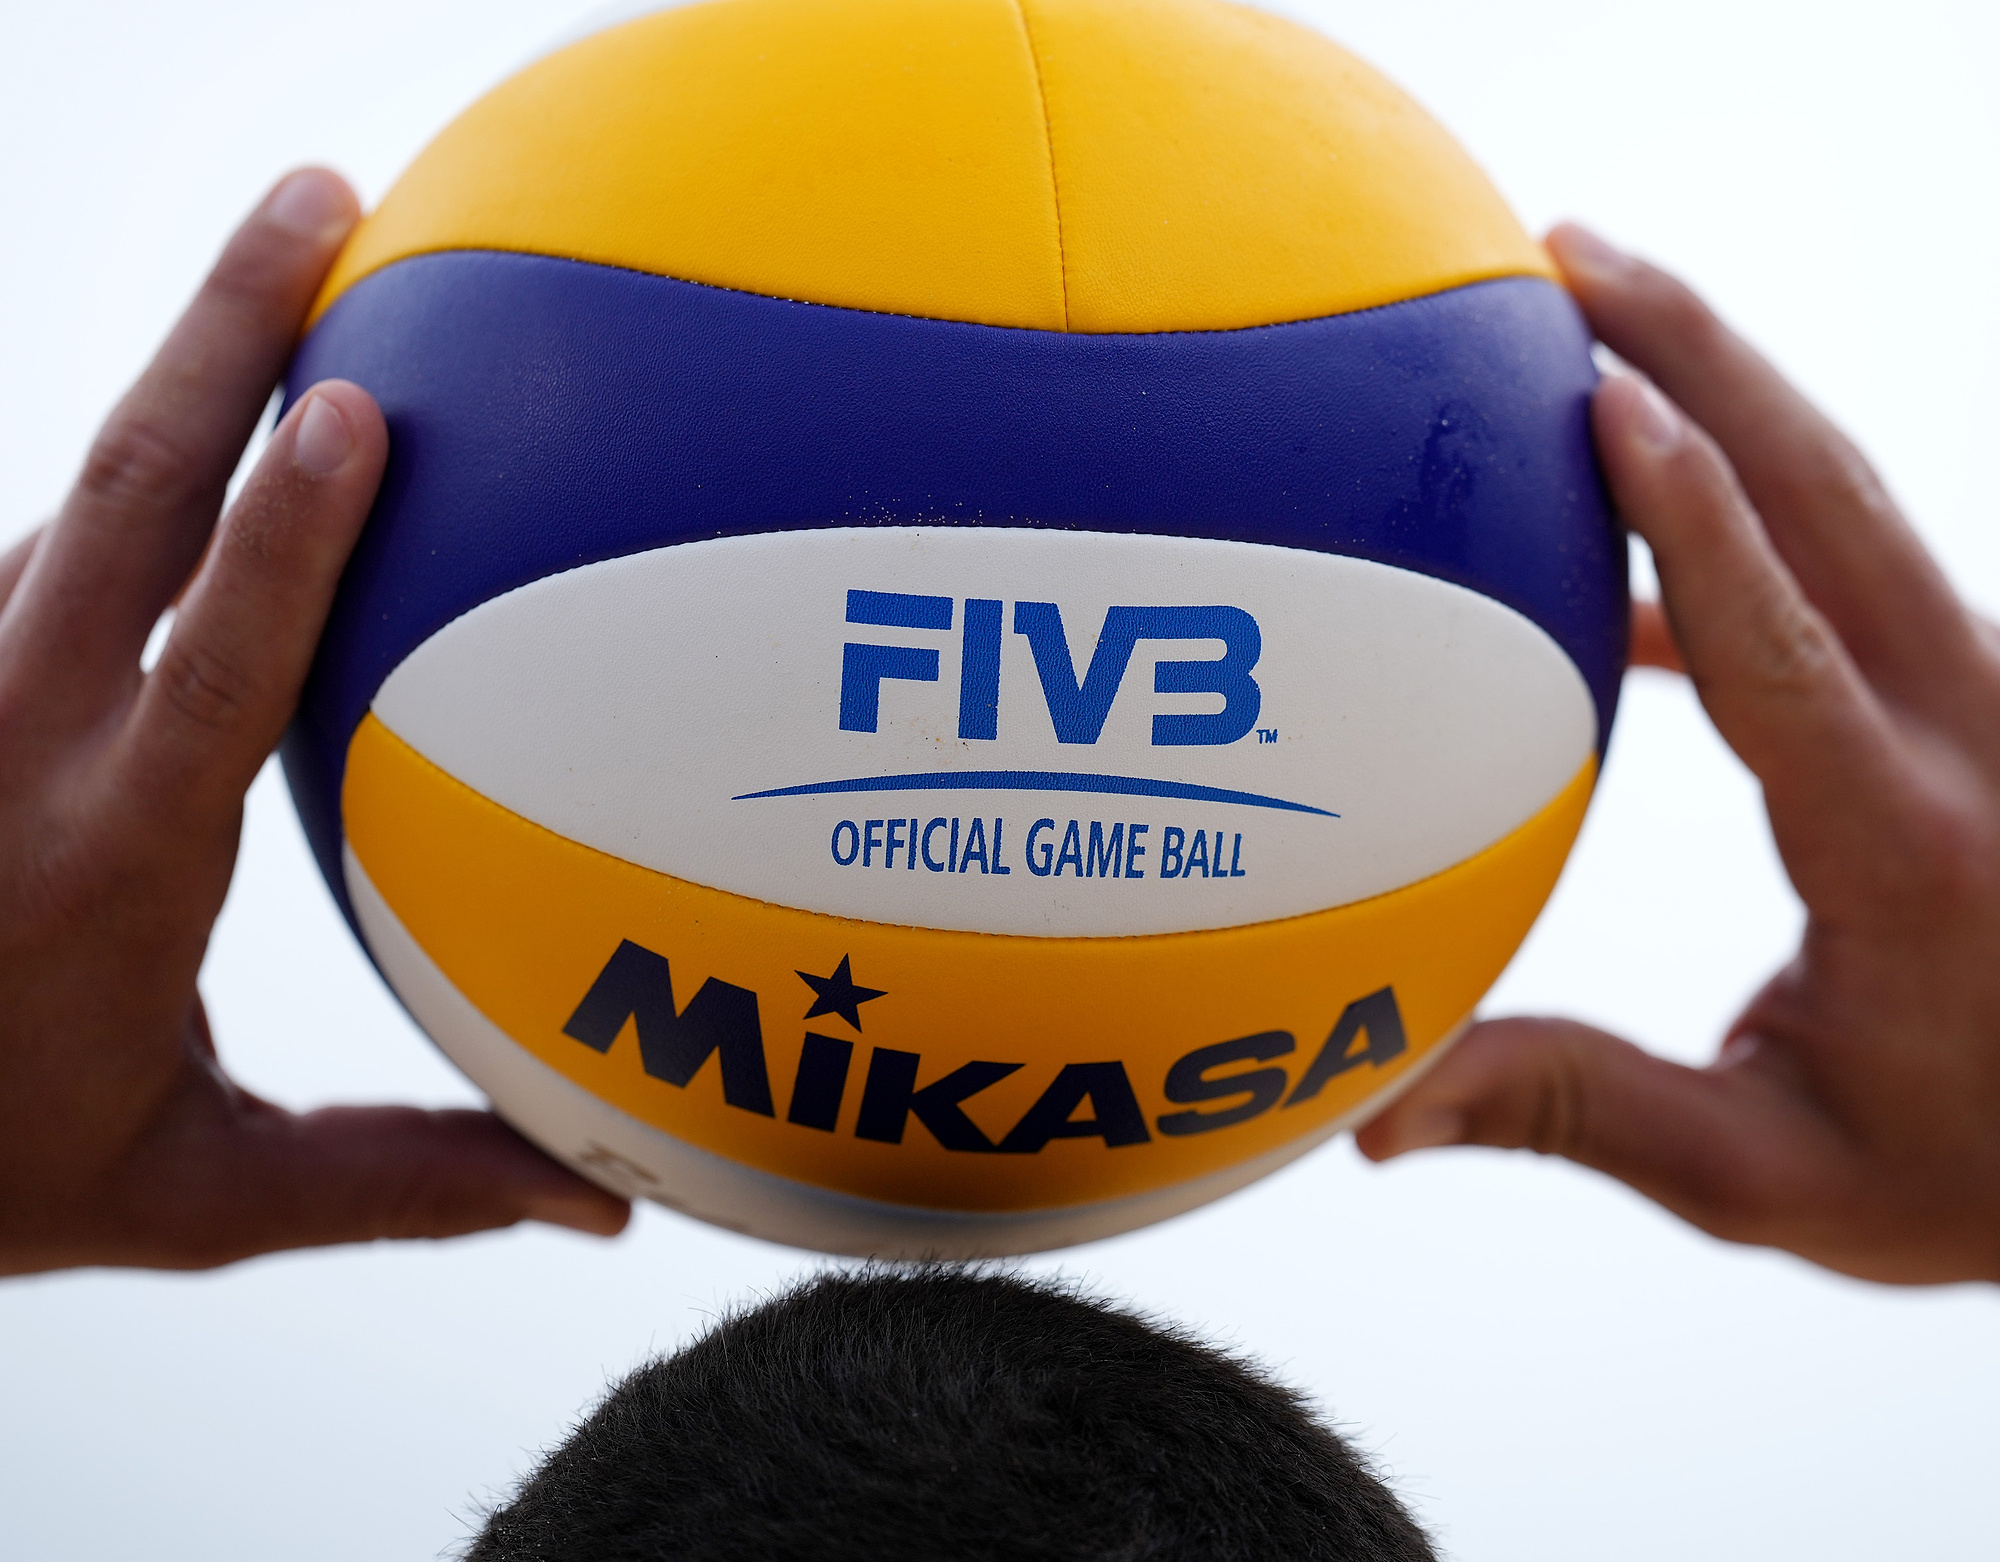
1358;225;2000;1287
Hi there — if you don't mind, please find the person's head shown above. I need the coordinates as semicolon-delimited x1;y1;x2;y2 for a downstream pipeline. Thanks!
468;1265;1432;1561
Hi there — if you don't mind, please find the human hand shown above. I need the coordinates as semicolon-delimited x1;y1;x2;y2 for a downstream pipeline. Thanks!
1358;226;2000;1286
0;170;629;1276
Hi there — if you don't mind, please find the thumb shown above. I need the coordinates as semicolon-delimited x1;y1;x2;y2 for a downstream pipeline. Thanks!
134;1104;632;1269
250;1105;632;1248
1354;1017;1849;1248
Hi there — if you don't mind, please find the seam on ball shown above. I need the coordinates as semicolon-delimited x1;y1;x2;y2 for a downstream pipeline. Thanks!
1009;0;1071;332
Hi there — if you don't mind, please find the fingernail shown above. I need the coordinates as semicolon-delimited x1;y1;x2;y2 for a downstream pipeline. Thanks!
1551;223;1629;283
265;169;350;240
526;1192;626;1237
293;392;353;475
1377;1106;1465;1159
1628;377;1684;455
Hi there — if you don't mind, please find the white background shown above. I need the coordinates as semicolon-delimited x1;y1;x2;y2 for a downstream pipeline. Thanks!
2;2;1995;1557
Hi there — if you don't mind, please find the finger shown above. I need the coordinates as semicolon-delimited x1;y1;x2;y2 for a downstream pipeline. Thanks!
123;381;385;810
3;170;359;719
1550;224;1979;708
245;1105;633;1251
128;1104;629;1270
0;527;40;617
1354;1016;1859;1255
1628;597;1684;673
1592;374;1915;898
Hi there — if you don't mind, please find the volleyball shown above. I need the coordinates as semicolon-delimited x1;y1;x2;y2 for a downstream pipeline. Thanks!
283;0;1624;1255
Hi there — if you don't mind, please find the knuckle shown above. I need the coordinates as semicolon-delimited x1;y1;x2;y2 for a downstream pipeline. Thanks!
1521;1037;1592;1158
1734;594;1841;700
76;414;203;517
152;634;258;737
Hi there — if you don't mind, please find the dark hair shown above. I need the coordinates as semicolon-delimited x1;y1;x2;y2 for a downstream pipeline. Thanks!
467;1266;1433;1562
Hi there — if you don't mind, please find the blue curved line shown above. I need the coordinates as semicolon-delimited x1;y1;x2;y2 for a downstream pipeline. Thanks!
732;770;1337;817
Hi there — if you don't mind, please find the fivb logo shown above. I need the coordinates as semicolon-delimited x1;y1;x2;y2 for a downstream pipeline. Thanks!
839;590;1263;746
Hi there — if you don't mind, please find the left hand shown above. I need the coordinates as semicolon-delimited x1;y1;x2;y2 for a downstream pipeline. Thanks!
0;169;630;1276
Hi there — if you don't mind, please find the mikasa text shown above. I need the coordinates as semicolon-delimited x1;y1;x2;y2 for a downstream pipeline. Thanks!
563;941;1408;1151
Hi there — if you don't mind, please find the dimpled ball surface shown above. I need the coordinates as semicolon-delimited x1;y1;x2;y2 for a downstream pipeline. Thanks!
284;0;1624;1256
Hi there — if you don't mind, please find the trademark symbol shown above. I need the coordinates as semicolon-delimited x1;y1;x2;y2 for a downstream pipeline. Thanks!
1257;728;1279;744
